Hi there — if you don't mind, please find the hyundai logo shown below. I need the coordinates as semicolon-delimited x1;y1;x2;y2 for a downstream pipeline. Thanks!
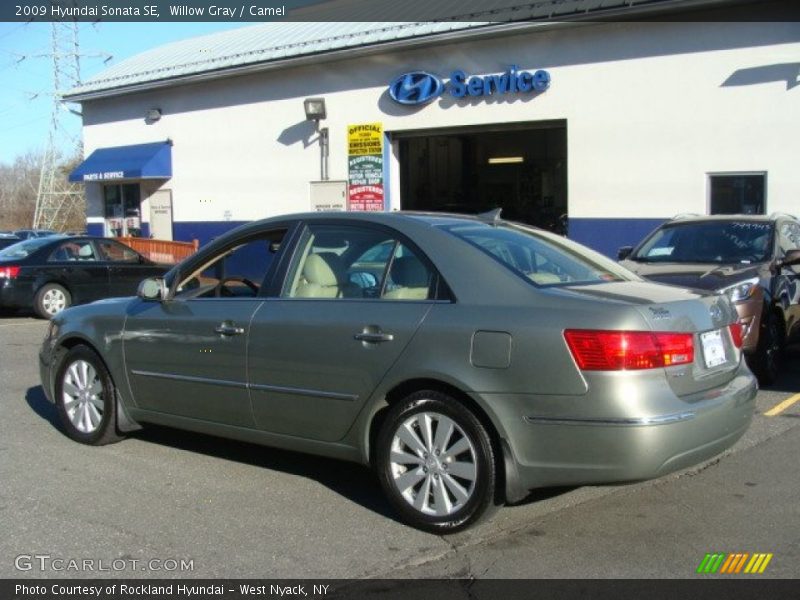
709;304;723;323
388;71;444;106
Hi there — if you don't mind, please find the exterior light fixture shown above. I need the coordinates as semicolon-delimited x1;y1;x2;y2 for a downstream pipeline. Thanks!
303;97;327;121
303;97;329;180
488;156;524;165
144;108;162;123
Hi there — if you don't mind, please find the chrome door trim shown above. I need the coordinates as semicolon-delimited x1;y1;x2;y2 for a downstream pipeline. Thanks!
131;370;358;402
131;369;248;389
248;382;358;402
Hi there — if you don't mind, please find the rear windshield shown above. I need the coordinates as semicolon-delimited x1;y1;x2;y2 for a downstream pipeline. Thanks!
0;237;53;259
440;222;637;287
632;221;773;264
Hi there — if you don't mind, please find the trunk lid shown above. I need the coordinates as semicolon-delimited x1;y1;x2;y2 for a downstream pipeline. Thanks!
561;281;742;396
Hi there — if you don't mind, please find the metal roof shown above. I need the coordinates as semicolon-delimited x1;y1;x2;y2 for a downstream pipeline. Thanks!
64;0;740;101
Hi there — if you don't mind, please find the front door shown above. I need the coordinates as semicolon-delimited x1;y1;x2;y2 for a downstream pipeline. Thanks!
123;227;289;426
247;222;438;442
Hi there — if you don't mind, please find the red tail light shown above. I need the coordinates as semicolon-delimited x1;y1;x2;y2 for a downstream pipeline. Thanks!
564;330;695;371
729;322;744;349
0;266;19;279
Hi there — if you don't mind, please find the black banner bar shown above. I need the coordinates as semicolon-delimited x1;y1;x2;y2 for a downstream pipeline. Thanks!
3;580;800;600
3;0;799;23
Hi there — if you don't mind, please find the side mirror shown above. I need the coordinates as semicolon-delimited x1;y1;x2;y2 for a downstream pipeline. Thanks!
618;246;634;260
137;277;168;301
779;248;800;267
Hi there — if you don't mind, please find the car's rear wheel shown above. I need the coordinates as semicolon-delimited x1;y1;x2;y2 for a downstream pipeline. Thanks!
750;310;783;386
55;345;124;445
34;283;71;319
376;390;497;533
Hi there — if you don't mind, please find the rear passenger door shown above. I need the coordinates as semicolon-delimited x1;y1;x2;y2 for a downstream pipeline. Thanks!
247;222;440;442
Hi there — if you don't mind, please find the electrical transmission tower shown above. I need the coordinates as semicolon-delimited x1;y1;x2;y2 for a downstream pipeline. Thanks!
32;23;85;231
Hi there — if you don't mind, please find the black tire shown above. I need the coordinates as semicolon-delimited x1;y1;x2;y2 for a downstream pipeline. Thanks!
54;345;124;445
376;390;498;533
750;310;783;386
34;283;71;319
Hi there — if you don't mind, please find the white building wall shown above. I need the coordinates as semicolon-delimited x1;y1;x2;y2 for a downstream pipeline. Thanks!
80;21;800;252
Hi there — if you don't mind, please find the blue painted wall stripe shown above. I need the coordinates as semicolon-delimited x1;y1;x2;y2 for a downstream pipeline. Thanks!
569;217;666;258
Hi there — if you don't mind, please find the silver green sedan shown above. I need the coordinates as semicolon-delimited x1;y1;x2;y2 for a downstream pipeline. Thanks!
39;211;756;532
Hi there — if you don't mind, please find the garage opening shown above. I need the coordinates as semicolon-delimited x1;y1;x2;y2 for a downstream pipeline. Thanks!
398;121;567;234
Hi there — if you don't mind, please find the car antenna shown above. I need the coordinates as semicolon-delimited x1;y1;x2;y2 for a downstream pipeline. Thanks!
477;207;503;226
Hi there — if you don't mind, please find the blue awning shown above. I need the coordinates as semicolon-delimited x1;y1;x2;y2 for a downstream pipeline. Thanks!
69;141;172;183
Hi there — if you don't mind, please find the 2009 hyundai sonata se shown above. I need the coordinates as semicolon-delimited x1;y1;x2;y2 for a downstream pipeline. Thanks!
39;211;757;532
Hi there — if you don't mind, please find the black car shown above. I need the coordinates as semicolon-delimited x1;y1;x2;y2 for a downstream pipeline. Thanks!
0;236;170;318
619;214;800;384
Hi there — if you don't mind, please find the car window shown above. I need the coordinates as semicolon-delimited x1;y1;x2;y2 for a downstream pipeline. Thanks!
97;240;140;263
51;241;97;262
0;237;53;259
633;221;774;264
283;224;434;300
175;228;287;299
441;222;633;287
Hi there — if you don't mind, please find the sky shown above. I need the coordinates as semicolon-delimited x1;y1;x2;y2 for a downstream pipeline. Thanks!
0;22;247;164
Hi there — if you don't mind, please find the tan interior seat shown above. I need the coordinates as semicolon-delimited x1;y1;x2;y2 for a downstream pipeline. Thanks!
294;253;341;298
383;256;430;300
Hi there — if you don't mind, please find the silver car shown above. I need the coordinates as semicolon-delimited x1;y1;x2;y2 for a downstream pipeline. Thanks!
39;211;757;532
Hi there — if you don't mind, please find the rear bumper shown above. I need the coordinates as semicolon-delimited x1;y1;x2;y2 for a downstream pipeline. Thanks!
485;364;757;496
0;281;33;309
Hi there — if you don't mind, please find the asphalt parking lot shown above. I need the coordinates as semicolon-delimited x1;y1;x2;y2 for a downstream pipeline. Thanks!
1;315;798;579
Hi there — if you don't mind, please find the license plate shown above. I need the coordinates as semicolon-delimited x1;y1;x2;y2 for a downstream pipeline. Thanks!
701;329;726;368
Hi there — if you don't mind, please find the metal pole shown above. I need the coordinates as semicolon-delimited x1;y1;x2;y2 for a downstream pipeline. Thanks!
320;127;329;181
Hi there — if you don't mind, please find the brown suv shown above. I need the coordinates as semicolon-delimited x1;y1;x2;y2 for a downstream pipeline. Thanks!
619;214;800;384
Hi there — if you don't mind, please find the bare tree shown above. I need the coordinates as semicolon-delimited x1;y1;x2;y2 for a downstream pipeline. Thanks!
0;150;85;232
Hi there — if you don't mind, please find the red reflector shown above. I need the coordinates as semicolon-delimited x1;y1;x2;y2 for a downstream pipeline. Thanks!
564;330;695;371
729;322;744;349
0;266;19;279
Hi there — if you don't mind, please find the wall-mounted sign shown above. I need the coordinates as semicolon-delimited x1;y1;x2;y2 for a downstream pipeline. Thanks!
347;123;384;211
388;65;551;106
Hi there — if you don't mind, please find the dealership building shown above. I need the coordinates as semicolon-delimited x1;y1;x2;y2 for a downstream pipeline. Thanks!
65;0;799;257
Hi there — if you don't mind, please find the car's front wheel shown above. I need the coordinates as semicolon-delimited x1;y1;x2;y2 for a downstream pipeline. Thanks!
376;390;498;533
34;283;71;319
54;345;124;445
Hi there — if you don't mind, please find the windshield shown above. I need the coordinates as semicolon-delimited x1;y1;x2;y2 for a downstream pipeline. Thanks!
632;221;774;264
0;237;54;259
441;221;637;287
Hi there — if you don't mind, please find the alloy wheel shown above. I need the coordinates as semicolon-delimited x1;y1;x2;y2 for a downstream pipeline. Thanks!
389;411;478;516
61;359;105;434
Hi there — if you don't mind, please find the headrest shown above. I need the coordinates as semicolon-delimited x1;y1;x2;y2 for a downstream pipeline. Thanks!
302;253;339;286
391;256;429;287
78;244;93;258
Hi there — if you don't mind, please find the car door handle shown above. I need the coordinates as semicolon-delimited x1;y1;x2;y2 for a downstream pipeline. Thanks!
354;330;394;343
215;323;245;336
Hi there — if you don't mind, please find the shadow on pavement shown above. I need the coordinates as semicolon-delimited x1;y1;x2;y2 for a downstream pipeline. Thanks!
134;423;400;522
26;383;399;522
26;385;59;428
